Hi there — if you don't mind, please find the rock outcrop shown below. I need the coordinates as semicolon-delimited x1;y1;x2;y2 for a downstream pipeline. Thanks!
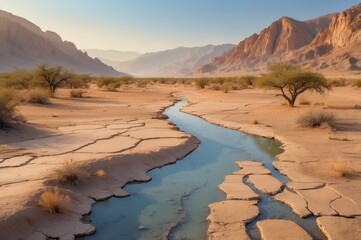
197;3;361;74
0;10;124;76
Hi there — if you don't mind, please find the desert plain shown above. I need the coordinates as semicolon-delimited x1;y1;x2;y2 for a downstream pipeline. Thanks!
0;81;360;239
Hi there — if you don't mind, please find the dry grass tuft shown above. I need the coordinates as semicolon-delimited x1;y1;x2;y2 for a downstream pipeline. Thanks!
38;188;70;214
94;169;106;178
253;120;259;124
27;88;51;104
70;89;86;98
297;109;335;128
330;157;359;177
299;98;311;105
53;159;88;185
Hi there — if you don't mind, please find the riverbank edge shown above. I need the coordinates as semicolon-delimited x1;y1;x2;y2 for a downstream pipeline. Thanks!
177;98;356;240
0;97;201;240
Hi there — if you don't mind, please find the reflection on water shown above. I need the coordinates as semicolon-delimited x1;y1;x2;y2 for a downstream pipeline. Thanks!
85;100;323;240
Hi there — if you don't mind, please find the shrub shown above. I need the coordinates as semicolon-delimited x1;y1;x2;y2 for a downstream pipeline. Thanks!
195;78;209;89
330;78;348;87
136;80;148;88
53;159;88;185
70;89;86;98
0;88;19;128
27;88;51;104
38;188;70;214
353;79;361;88
297;109;335;128
222;83;230;93
211;84;221;91
330;157;359;177
299;98;311;105
96;77;121;91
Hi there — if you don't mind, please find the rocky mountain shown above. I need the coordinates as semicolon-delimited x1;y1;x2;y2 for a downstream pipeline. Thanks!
293;3;361;70
115;44;235;77
197;13;337;74
83;49;141;67
0;10;124;76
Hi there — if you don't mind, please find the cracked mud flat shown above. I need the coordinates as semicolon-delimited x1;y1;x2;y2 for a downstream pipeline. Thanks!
179;87;361;239
0;87;199;240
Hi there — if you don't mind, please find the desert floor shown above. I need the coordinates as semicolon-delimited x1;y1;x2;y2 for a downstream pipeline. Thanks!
0;84;361;239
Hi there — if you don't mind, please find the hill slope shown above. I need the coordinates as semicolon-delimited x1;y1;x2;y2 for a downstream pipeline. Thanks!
0;10;124;76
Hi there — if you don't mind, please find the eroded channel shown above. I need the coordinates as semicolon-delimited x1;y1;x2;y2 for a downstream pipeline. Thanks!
84;100;324;240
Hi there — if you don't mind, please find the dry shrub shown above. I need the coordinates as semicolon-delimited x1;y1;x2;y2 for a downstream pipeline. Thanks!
330;157;359;177
253;120;259;124
297;109;335;128
27;88;50;104
353;79;361;88
314;101;325;106
211;84;221;91
299;98;311;105
94;169;106;178
70;89;86;98
54;159;88;185
222;83;230;93
0;88;19;128
195;78;209;89
38;188;70;214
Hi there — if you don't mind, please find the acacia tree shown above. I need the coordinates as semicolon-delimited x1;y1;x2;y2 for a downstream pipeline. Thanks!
258;63;331;107
36;64;74;96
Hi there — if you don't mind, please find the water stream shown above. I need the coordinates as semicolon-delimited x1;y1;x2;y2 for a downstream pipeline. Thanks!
84;100;324;240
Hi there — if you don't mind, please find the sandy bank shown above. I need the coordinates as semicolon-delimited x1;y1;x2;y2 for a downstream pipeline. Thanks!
0;86;199;239
177;86;361;239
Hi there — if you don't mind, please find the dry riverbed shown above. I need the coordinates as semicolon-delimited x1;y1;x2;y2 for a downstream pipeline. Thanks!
1;84;360;239
178;86;361;239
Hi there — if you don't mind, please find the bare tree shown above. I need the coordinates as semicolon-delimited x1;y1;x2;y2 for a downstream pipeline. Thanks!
36;64;74;96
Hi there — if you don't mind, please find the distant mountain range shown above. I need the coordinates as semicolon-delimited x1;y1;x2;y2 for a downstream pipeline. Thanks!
197;3;361;74
83;49;141;68
0;10;124;76
111;44;235;77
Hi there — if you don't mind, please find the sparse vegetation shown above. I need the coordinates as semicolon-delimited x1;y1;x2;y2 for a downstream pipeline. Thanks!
353;79;361;88
257;63;331;107
253;120;259;124
70;89;86;98
299;98;311;105
96;77;122;91
329;78;348;87
195;78;209;89
36;64;74;96
297;109;335;128
53;159;88;185
0;88;19;128
330;157;359;177
27;88;51;104
38;188;70;214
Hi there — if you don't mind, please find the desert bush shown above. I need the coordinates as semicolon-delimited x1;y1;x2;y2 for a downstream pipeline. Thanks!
222;83;230;93
211;84;221;91
53;159;88;185
38;188;70;214
330;157;359;177
330;78;348;87
27;88;51;104
67;74;91;89
299;98;311;105
195;78;209;89
353;79;361;88
297;109;335;128
96;77;122;91
0;88;19;128
136;79;149;88
70;89;86;98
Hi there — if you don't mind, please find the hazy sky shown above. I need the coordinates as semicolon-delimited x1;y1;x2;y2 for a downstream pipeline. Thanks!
0;0;359;53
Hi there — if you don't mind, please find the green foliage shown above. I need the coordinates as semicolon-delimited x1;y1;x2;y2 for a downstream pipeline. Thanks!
0;88;19;128
257;63;330;107
0;70;34;90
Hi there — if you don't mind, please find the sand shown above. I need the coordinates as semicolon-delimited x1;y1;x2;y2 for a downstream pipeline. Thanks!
0;86;199;239
1;84;361;239
178;86;361;239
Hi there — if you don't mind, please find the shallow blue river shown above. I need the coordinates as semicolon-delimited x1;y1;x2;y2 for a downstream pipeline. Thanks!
85;100;324;240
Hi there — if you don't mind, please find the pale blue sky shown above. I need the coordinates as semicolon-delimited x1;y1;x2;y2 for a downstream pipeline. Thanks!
0;0;359;53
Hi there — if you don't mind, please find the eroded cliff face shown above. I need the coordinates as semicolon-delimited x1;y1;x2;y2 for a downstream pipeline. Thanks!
0;10;123;76
197;4;360;74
